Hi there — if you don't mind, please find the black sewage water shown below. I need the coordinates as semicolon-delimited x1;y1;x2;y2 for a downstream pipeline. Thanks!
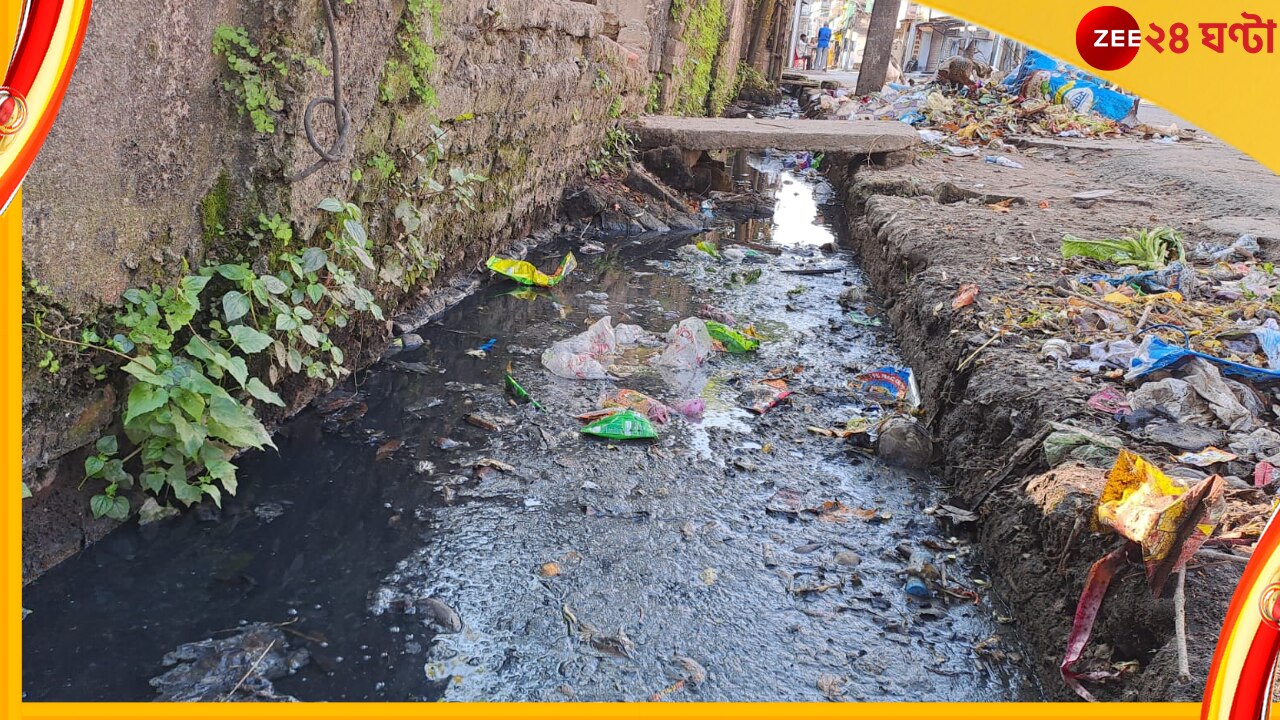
23;153;1039;702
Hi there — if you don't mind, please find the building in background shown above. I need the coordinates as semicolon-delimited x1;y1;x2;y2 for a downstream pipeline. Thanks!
787;0;1023;76
896;3;1024;75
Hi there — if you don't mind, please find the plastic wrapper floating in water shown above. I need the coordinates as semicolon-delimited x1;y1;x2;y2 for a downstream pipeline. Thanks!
704;320;759;353
652;318;714;370
486;251;578;287
541;316;716;381
603;389;671;423
541;316;618;380
580;409;658;440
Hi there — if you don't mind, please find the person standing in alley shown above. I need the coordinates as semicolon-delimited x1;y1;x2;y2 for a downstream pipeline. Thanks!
795;34;810;69
816;23;832;71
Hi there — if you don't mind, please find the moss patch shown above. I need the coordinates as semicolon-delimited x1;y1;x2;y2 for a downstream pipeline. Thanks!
675;0;728;117
379;0;442;105
199;173;232;244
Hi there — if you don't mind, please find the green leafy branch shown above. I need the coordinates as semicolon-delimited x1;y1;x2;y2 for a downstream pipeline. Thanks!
31;201;383;521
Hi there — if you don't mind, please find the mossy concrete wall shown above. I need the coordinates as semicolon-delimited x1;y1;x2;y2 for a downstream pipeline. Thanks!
23;0;757;579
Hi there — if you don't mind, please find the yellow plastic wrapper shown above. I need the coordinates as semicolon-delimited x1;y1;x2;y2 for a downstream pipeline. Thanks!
486;252;577;287
1095;449;1224;595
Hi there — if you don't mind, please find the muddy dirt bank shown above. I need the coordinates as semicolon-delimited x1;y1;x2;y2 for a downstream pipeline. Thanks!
829;135;1280;701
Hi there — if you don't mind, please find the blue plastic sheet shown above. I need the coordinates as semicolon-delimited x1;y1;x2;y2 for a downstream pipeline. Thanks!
1002;50;1137;122
1079;262;1194;297
1126;336;1280;386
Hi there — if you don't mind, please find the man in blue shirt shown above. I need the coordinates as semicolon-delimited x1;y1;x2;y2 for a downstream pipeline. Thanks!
816;23;832;70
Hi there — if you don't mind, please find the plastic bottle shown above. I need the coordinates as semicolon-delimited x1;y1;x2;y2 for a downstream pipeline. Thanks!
904;550;933;598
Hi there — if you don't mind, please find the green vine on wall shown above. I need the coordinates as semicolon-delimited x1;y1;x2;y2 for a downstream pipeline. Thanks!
379;121;487;290
675;0;730;117
24;201;383;520
212;25;329;134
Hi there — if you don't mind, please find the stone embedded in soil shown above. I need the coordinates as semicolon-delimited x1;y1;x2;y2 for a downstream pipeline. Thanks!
874;417;933;470
834;551;862;567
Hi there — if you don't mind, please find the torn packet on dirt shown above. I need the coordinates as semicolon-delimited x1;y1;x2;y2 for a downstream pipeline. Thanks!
1062;450;1225;701
1095;450;1225;595
486;252;578;287
1061;547;1129;702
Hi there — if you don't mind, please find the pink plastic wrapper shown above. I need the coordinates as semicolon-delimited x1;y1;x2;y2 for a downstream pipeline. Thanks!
672;398;705;421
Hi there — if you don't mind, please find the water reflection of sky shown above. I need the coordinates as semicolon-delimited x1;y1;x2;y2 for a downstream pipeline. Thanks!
745;153;835;247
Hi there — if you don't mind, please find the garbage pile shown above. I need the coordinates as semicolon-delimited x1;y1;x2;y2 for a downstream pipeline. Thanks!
974;226;1278;699
810;50;1196;150
485;247;784;440
819;81;1123;146
1014;228;1280;494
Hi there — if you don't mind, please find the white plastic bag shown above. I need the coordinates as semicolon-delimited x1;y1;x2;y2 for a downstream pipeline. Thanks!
651;318;713;369
541;346;612;380
541;316;617;380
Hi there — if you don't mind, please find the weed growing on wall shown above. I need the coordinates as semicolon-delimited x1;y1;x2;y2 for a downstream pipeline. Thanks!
212;26;328;134
380;0;442;105
24;201;383;520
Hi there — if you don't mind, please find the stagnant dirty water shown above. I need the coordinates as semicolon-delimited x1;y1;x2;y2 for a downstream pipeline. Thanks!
23;155;1038;702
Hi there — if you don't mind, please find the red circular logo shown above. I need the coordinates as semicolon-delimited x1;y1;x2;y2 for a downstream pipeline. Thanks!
1076;6;1141;70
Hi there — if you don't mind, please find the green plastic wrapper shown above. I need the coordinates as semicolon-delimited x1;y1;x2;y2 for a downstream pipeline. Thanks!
486;252;578;287
705;320;759;353
504;373;545;411
579;408;658;440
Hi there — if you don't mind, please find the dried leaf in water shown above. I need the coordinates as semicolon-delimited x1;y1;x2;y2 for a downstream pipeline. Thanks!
817;500;854;522
475;457;515;473
538;562;562;577
375;438;403;462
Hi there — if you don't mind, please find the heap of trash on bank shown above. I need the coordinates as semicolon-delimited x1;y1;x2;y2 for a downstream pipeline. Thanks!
959;222;1276;700
812;50;1197;149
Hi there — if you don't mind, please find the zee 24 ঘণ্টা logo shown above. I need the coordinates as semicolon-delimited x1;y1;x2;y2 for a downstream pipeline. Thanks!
1202;502;1280;720
1075;5;1276;72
